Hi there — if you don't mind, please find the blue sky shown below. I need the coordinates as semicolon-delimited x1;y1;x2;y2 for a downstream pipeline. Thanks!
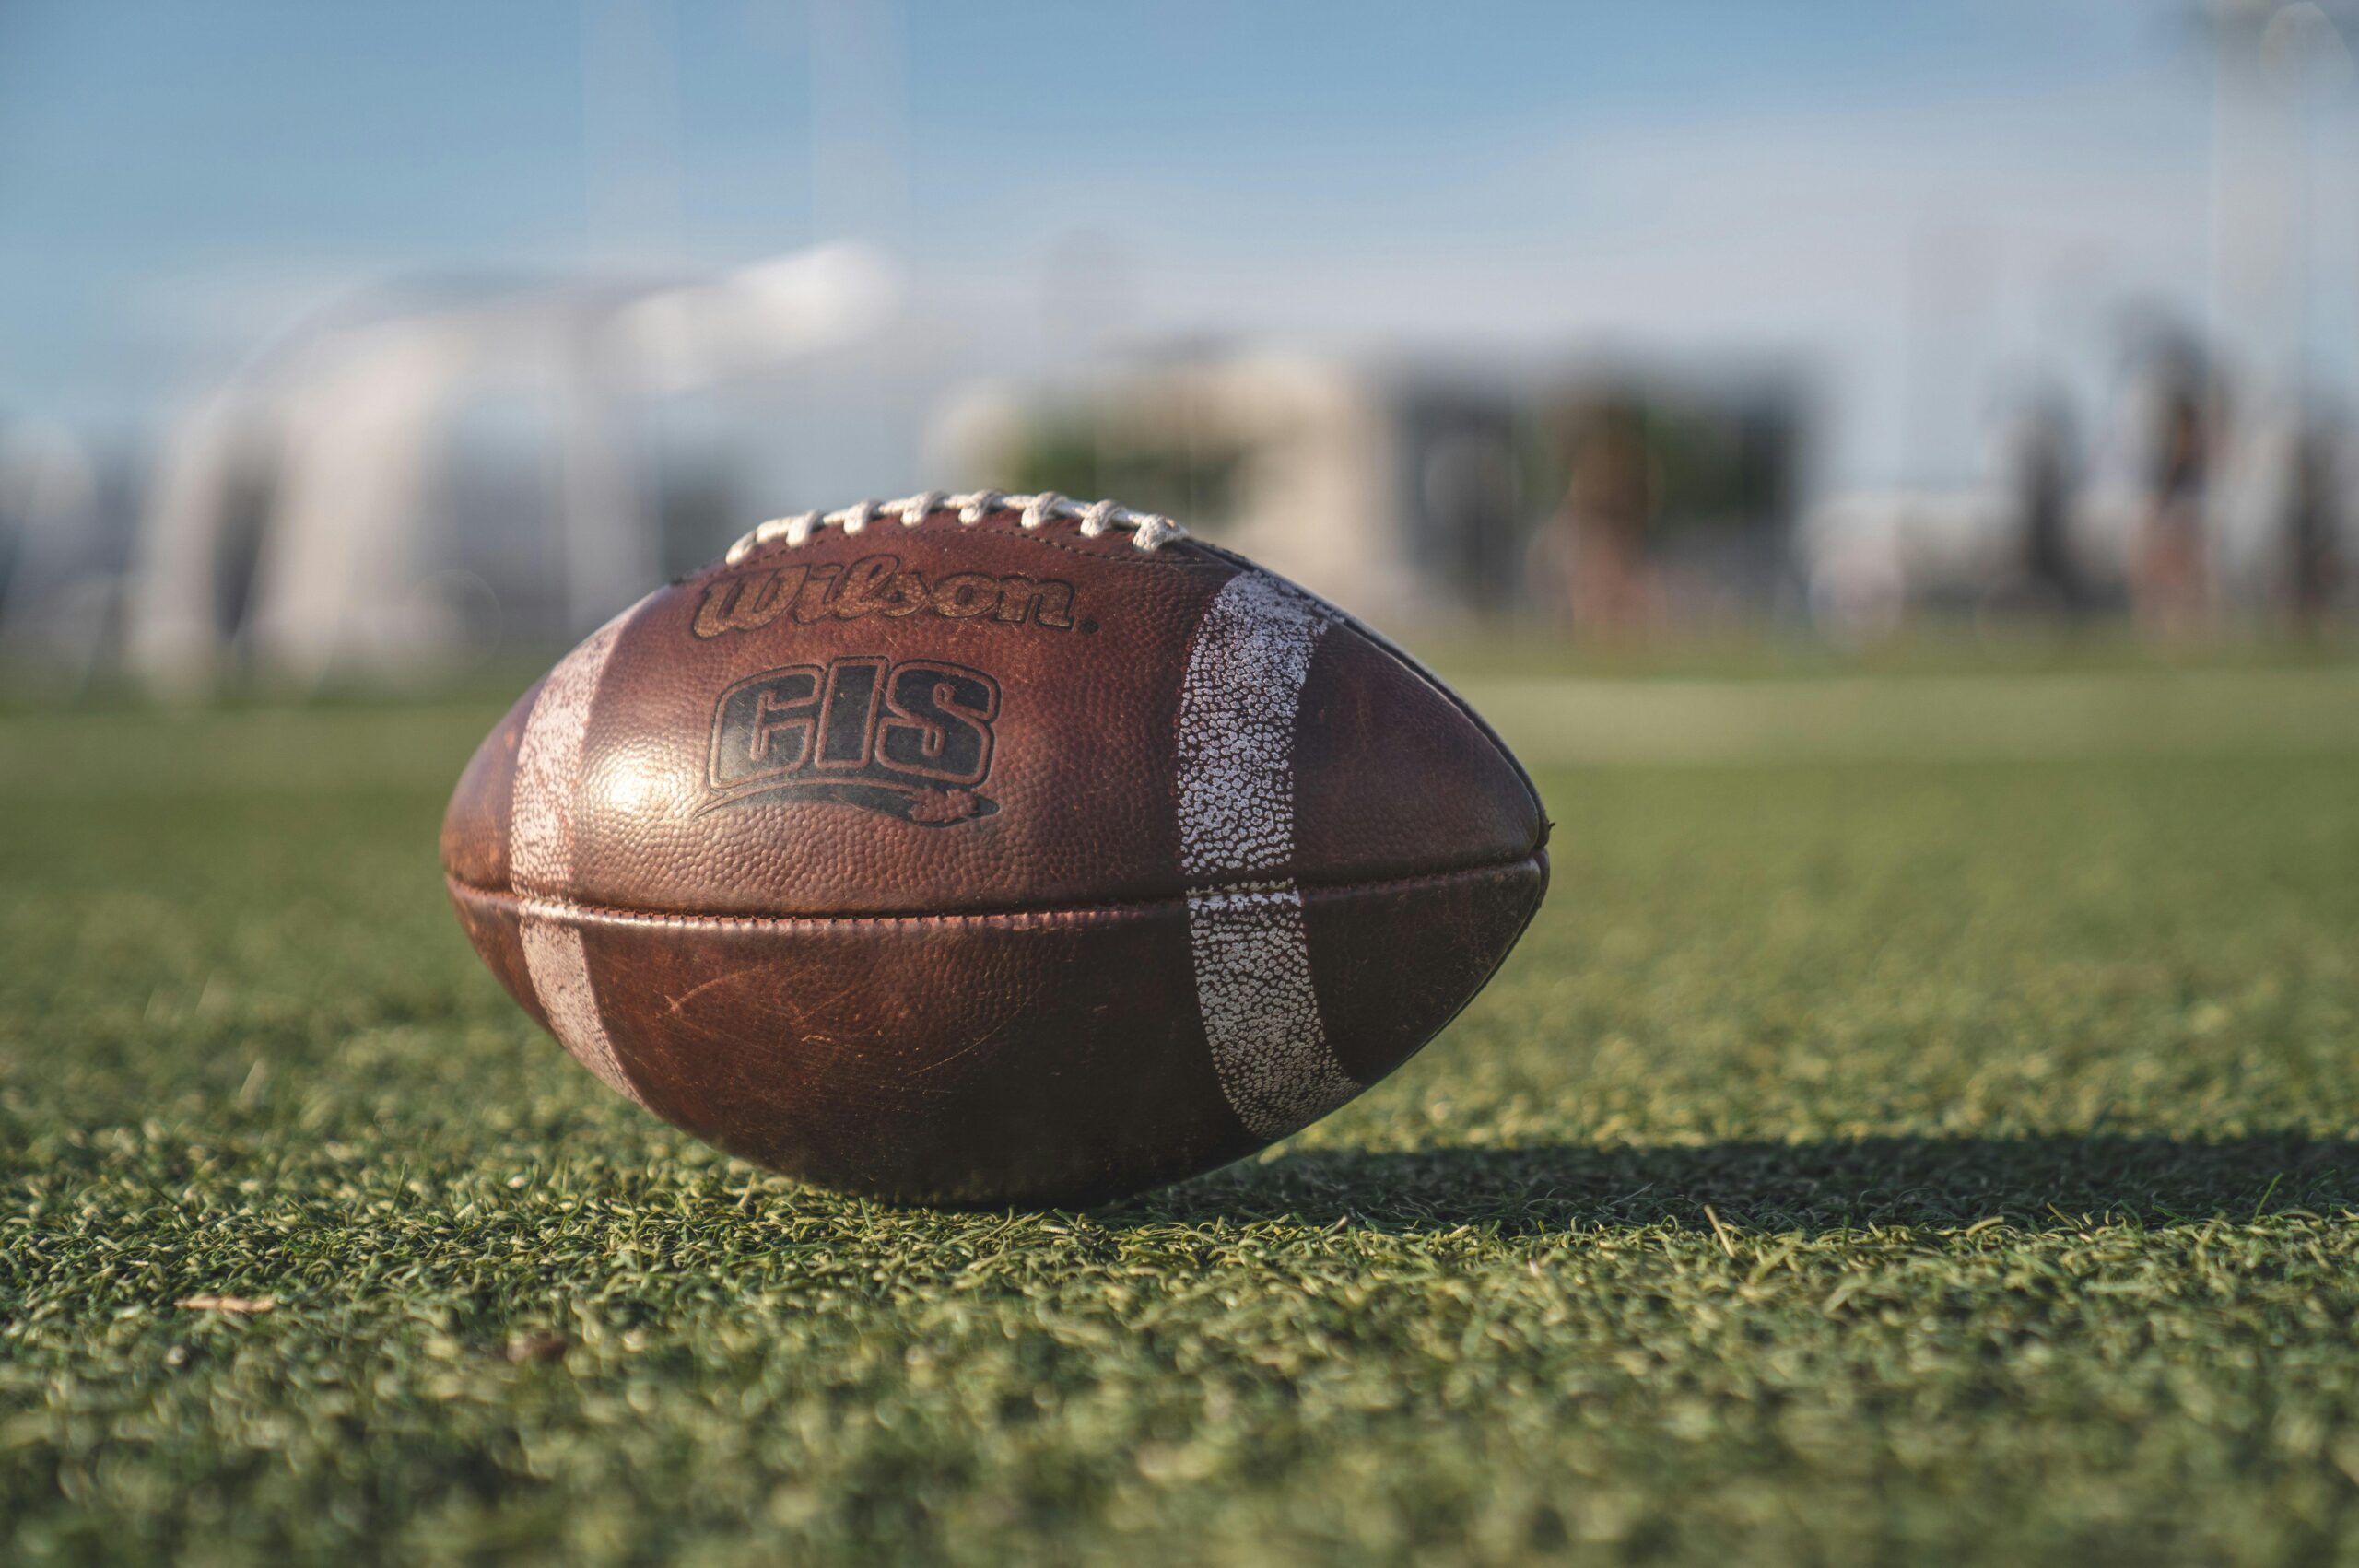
0;2;2344;487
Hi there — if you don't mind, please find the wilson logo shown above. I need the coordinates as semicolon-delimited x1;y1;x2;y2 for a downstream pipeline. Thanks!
704;658;1001;826
692;554;1080;639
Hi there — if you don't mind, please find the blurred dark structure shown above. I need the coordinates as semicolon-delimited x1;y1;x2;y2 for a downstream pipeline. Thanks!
1395;390;1526;615
0;425;144;690
950;348;1807;635
1525;381;1802;638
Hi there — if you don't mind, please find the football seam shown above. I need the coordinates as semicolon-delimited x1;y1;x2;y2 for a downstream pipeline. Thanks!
442;852;1544;932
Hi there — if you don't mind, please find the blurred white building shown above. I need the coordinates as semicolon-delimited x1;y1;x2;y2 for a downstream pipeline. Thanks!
123;244;899;693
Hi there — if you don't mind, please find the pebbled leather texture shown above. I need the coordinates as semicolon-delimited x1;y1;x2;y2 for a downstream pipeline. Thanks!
442;503;1549;1207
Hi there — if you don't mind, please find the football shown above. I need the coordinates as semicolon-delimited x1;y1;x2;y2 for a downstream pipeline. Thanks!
441;491;1548;1207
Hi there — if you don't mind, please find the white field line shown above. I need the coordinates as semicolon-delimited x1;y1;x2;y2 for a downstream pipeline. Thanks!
1461;667;2359;767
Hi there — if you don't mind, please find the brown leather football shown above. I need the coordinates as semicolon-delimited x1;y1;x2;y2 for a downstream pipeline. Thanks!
441;491;1548;1207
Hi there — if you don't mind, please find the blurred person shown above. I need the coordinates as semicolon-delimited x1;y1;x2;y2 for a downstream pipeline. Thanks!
2283;418;2344;633
2002;390;2089;617
2131;355;2216;637
1530;396;1660;638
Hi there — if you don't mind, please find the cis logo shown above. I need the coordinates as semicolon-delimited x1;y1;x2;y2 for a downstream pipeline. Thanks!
705;658;1001;826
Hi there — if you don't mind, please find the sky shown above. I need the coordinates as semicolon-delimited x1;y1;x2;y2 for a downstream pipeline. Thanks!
0;1;2351;491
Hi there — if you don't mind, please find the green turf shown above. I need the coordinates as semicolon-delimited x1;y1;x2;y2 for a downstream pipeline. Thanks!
5;665;2359;1566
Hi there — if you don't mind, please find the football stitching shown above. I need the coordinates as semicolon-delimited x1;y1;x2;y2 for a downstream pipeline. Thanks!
722;491;1187;568
442;854;1545;931
688;518;1222;588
